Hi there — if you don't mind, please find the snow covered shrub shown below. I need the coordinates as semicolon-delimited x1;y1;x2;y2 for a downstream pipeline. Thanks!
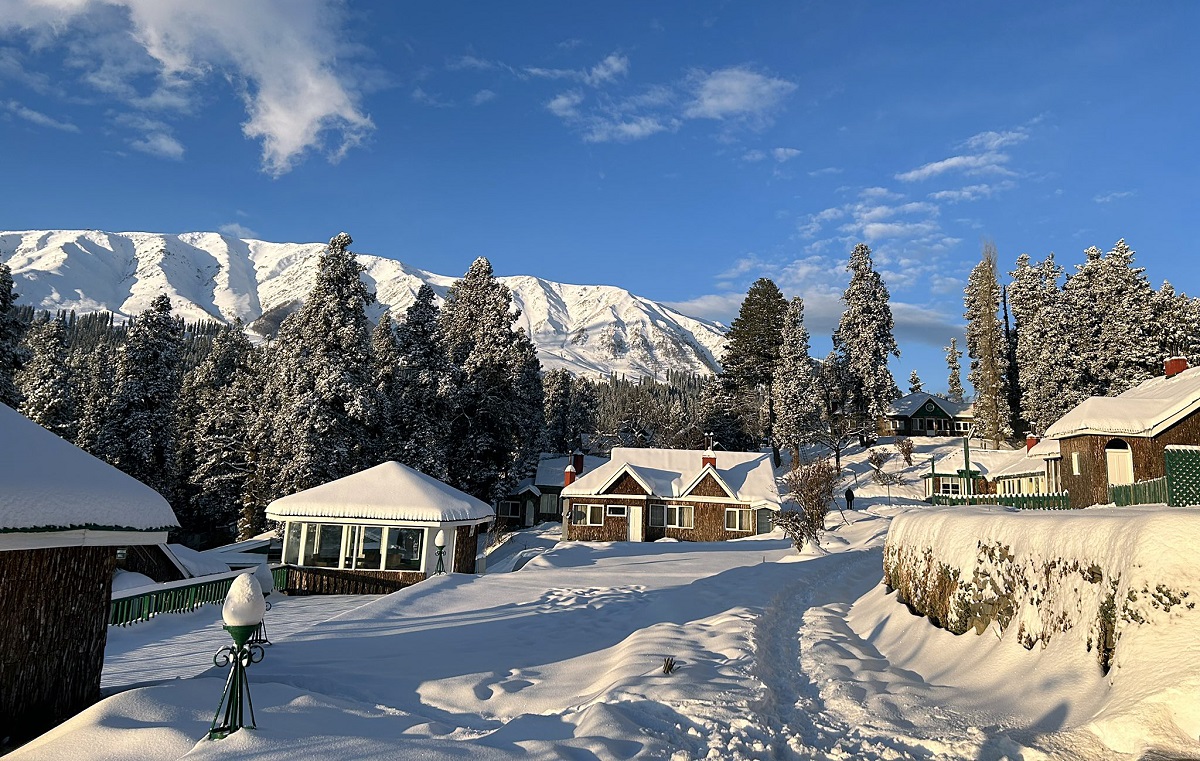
895;436;914;466
776;458;838;549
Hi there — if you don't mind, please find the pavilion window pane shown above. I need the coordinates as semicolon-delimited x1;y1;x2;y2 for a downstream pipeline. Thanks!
384;527;423;571
283;522;302;564
358;526;384;570
307;524;343;568
342;525;360;569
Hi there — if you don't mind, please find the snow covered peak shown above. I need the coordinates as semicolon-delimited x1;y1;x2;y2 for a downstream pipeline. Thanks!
0;230;726;379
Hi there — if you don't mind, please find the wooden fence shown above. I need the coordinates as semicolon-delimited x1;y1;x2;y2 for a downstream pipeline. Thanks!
1108;476;1168;507
109;565;288;627
930;492;1072;510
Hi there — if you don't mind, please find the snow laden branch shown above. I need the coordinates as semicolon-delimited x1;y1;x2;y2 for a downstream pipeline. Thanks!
774;457;838;551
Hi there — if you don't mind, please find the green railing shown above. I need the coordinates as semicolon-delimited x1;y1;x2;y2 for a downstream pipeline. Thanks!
1108;476;1168;507
930;492;1072;510
109;565;288;627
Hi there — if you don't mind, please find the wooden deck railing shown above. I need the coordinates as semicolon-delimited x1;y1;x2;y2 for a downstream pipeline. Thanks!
109;565;288;627
929;492;1072;510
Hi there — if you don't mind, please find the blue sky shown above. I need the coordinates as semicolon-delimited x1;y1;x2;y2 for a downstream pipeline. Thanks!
1;2;1198;390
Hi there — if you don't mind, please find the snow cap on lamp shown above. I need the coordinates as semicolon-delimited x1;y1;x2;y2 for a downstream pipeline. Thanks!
253;563;275;596
223;572;266;627
435;529;446;547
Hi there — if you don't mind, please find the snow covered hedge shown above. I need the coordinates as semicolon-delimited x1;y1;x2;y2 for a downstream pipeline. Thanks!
884;505;1200;673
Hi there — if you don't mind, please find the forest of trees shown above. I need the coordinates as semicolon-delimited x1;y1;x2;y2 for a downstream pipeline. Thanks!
1;234;1193;548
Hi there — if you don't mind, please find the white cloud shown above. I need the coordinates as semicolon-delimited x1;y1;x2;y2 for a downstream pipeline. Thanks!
546;91;584;119
447;55;496;71
527;52;629;87
808;166;842;177
130;131;184;159
895;152;1012;182
683;66;795;121
962;129;1028;152
859;186;903;201
219;222;258;238
928;182;1015;203
471;89;496;105
661;292;745;324
583;115;673;143
1094;190;1136;204
742;149;766;162
4;100;78;132
771;147;801;162
0;0;375;176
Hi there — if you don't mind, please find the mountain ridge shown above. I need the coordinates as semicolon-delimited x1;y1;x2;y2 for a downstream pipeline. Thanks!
0;229;726;379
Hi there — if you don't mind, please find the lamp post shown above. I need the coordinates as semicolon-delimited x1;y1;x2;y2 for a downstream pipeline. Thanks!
434;529;447;575
209;573;266;740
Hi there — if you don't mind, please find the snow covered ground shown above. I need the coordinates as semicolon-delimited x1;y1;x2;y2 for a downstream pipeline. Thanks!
13;438;1200;760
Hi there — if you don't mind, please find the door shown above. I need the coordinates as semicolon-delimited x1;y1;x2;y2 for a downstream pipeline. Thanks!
627;504;644;542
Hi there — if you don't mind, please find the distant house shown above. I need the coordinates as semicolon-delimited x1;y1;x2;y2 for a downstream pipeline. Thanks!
884;392;973;437
0;404;178;747
1046;358;1200;509
267;461;494;594
498;452;609;528
561;448;781;542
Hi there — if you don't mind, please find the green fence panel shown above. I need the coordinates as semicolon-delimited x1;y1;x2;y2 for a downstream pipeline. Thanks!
1108;476;1167;507
930;493;1071;510
108;566;285;628
1166;447;1200;507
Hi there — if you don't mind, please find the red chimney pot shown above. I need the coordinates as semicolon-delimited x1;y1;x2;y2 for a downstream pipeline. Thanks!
1165;357;1189;378
572;451;585;477
564;463;577;487
702;453;717;469
1025;435;1039;452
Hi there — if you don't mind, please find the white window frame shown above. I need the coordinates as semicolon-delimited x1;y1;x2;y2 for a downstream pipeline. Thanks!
578;504;603;526
606;504;628;517
1071;452;1081;476
725;507;751;532
665;504;694;529
649;503;666;527
939;480;961;496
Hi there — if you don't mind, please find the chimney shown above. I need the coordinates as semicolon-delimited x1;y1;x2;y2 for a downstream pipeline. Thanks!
1026;434;1039;452
564;463;577;487
702;451;717;469
572;451;585;477
1165;356;1189;379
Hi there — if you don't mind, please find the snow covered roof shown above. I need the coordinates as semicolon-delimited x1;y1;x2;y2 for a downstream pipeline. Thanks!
533;454;609;488
561;448;781;508
1028;438;1061;459
926;447;1027;480
167;544;231;577
886;392;971;419
0;404;178;542
1046;366;1200;439
266;461;494;524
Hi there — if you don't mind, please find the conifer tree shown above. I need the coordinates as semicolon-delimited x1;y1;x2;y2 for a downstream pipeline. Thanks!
440;258;545;502
0;262;26;408
699;376;757;453
543;368;576;453
964;242;1012;447
370;311;403;460
773;296;820;466
97;294;184;500
393;285;453;478
74;339;116;455
176;321;257;545
721;278;788;463
908;370;923;395
945;338;965;404
1007;253;1076;434
16;316;75;439
255;232;384;505
833;243;900;429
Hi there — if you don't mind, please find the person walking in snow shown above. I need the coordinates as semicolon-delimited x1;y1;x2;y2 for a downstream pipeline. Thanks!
845;487;855;511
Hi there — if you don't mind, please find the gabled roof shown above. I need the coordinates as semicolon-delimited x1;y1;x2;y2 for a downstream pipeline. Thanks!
1046;366;1200;439
561;448;781;508
266;461;494;524
925;447;1027;480
0;404;178;541
679;465;735;499
886;392;971;419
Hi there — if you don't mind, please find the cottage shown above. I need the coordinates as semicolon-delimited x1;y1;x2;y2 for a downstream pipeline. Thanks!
991;437;1063;496
267;461;494;594
497;451;609;528
884;392;973;437
1046;358;1200;509
561;448;781;542
0;404;179;747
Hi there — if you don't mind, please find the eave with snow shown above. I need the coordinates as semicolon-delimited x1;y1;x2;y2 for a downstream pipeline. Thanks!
266;461;494;584
561;447;780;542
1045;359;1200;508
0;403;179;746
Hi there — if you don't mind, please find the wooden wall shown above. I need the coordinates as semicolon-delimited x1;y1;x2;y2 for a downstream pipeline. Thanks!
453;525;478;573
0;546;115;749
1061;412;1200;507
566;496;757;543
283;566;424;595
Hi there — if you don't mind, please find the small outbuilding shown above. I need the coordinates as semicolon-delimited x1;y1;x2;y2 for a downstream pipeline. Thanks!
498;451;609;528
0;404;178;748
267;461;494;594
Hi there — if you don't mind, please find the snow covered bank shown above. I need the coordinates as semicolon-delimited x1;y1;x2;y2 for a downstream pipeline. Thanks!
884;504;1200;752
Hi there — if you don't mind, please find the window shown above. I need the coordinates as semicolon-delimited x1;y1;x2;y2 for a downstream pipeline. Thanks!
303;523;343;568
1071;452;1081;476
574;504;604;526
383;527;423;571
666;505;694;528
499;500;522;519
725;508;751;532
606;505;627;517
283;522;302;564
649;503;666;527
939;480;961;496
914;418;924;431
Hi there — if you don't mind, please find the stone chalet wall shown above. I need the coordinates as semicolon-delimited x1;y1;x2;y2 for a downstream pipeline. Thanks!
884;505;1200;674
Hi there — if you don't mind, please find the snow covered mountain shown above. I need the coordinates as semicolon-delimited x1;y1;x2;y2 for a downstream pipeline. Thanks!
0;230;725;379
